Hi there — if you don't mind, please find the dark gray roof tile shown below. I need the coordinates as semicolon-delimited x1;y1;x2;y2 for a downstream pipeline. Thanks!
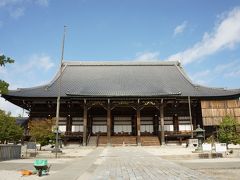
5;61;240;98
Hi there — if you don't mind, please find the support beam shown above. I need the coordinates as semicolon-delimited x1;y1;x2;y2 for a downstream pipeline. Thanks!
188;96;193;138
137;99;141;146
83;99;87;146
107;99;111;146
160;99;165;145
66;115;72;132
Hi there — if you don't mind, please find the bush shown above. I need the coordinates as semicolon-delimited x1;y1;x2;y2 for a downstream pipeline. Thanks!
218;116;240;145
29;118;55;150
0;110;23;144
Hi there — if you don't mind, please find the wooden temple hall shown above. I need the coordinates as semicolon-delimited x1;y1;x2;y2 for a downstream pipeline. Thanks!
2;61;240;146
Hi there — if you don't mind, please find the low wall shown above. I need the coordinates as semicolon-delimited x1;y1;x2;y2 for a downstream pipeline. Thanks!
0;144;21;161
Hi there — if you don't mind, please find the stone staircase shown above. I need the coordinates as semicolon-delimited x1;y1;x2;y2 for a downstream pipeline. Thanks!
97;136;160;146
111;136;137;146
96;136;138;146
124;136;137;146
111;136;124;146
140;136;160;146
98;136;108;146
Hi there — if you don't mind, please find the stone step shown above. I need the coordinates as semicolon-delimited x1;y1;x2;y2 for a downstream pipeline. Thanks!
141;136;160;146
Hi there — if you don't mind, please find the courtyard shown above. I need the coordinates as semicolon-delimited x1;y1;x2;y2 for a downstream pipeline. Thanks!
1;146;240;180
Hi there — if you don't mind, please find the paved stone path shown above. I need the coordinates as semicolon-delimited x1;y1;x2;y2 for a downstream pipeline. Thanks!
46;147;212;180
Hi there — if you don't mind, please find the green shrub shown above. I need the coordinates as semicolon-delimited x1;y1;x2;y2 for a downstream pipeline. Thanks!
0;110;23;144
218;116;240;145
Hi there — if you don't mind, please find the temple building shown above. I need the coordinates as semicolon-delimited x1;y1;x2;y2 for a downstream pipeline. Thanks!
2;61;240;146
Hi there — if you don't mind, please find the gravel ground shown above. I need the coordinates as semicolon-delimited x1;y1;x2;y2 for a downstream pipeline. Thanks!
0;170;48;180
197;169;240;180
1;146;240;179
0;158;73;180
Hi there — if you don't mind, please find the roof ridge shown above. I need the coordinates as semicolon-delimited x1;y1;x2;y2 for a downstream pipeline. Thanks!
174;64;197;89
62;60;180;66
196;85;240;92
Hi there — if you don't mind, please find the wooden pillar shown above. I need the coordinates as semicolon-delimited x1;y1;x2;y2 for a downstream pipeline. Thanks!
66;115;72;132
131;115;135;136
154;114;159;136
173;115;179;131
107;99;111;146
188;96;193;138
87;115;92;136
160;99;165;145
83;99;87;146
193;103;197;130
137;99;141;146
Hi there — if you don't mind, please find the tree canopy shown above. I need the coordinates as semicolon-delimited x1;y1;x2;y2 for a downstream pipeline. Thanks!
0;55;14;94
218;116;240;145
0;110;23;144
0;80;9;95
0;55;14;67
29;118;56;149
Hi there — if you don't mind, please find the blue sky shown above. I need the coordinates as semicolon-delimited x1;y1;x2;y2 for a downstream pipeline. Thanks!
0;0;240;116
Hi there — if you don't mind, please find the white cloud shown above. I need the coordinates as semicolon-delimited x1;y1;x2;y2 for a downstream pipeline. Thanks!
0;0;49;8
9;7;25;18
0;0;49;20
30;54;55;71
36;0;49;7
0;0;22;8
168;7;240;64
0;66;7;74
0;53;55;88
0;53;54;115
190;60;240;85
173;21;187;36
135;51;161;61
225;70;240;77
11;54;55;73
0;97;28;117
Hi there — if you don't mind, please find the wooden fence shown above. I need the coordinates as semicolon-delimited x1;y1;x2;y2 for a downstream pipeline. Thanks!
0;144;21;161
201;100;240;126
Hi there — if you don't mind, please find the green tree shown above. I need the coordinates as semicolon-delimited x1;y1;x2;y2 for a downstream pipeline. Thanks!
29;118;55;150
0;110;23;144
0;55;14;94
218;116;240;145
0;80;9;95
0;55;14;67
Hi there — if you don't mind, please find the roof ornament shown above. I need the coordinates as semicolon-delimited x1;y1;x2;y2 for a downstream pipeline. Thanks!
177;60;182;67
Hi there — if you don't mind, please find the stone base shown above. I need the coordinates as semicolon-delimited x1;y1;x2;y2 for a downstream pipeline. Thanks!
51;148;62;153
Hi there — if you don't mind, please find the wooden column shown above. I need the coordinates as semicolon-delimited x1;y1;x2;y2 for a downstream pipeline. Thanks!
193;103;197;130
131;115;135;136
173;115;179;131
83;99;87;146
160;99;165;145
137;99;141;146
66;115;72;132
188;96;193;138
107;99;111;146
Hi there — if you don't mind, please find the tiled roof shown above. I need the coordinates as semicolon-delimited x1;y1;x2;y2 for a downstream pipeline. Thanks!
4;61;240;98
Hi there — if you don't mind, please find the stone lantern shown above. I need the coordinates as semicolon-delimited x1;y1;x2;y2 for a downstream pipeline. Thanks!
194;124;205;151
51;129;62;153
